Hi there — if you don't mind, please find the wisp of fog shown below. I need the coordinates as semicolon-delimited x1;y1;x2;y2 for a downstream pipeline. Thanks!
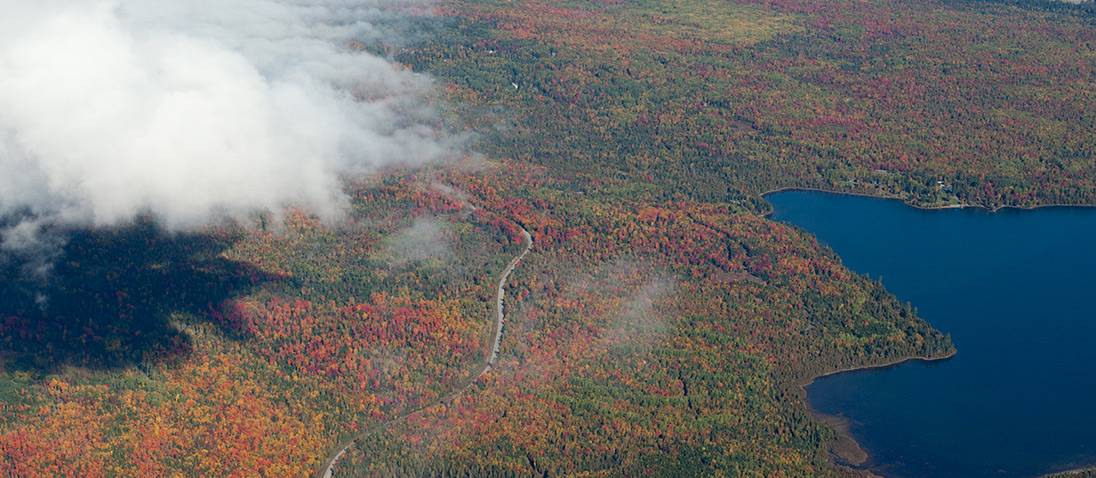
0;0;452;253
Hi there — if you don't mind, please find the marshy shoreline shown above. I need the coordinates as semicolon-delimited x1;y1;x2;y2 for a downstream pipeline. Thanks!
798;350;957;476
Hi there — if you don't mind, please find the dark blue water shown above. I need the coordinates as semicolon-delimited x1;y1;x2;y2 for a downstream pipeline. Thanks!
768;191;1096;478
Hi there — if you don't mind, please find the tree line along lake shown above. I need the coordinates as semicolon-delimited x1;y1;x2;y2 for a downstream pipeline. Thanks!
768;190;1096;478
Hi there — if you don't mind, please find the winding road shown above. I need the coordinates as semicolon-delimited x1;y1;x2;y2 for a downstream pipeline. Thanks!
316;217;533;478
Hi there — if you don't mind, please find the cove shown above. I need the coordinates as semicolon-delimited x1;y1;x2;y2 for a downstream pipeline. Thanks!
767;190;1096;478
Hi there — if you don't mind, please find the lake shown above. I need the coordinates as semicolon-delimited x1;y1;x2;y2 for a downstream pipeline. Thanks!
767;190;1096;478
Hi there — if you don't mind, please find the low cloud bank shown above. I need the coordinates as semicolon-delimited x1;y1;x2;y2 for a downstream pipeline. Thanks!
0;0;454;253
381;216;450;266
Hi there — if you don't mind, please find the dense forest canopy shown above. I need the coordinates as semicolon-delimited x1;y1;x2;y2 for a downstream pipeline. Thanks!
0;0;1090;476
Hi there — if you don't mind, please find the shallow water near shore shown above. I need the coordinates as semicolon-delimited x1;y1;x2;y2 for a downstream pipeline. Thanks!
768;191;1096;478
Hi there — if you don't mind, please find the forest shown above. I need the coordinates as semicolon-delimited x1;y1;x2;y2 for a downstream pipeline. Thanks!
0;0;1090;476
410;0;1095;209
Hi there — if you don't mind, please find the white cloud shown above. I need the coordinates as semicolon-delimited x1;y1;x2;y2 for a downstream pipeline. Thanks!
380;216;450;266
0;0;453;247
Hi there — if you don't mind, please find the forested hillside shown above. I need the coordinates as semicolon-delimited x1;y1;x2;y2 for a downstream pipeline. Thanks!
0;0;1090;476
410;0;1095;209
329;0;1089;474
333;165;953;476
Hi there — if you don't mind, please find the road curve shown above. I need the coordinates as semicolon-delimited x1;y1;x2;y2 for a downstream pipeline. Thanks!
489;225;532;366
316;218;532;478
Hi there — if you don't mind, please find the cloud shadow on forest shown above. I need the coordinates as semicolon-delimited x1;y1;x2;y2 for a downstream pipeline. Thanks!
0;218;282;372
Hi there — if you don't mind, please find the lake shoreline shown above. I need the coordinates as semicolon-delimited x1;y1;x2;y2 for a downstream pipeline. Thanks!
766;187;1096;476
762;187;969;475
799;350;958;475
758;186;1096;217
1043;466;1096;478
